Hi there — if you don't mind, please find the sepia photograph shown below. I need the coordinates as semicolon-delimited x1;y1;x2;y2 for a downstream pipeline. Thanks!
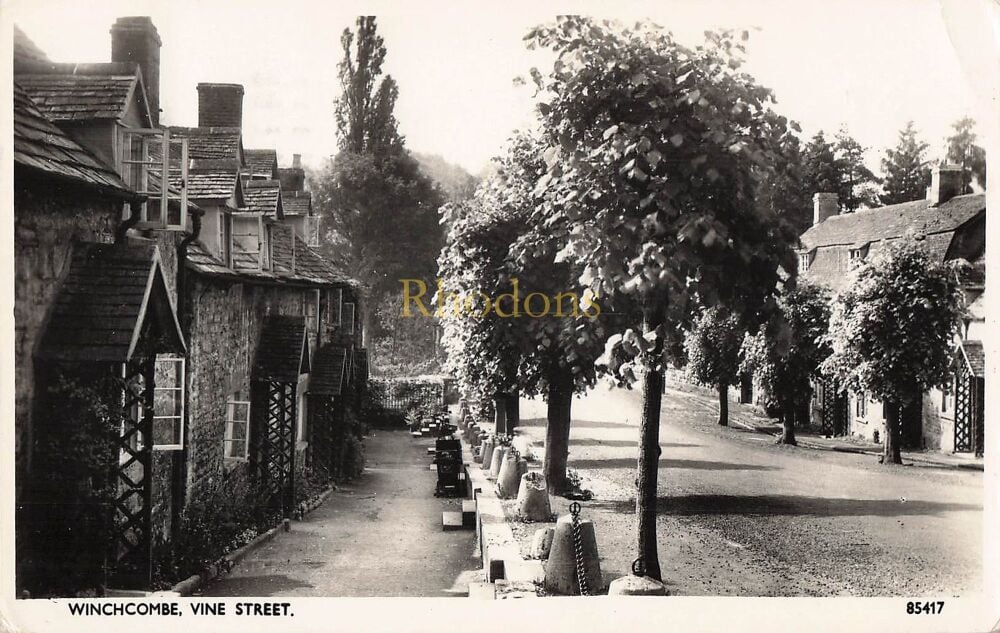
1;1;996;631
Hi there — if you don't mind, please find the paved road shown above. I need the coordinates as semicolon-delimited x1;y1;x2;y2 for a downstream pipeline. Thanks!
199;430;479;597
517;382;983;597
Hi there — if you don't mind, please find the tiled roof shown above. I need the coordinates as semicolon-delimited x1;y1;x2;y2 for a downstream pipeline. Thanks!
168;126;243;162
310;345;348;396
253;315;309;382
186;241;240;279
244;179;282;217
36;242;185;362
282;190;312;216
178;169;240;201
14;82;135;197
961;340;984;378
801;194;985;250
245;149;278;179
16;69;143;123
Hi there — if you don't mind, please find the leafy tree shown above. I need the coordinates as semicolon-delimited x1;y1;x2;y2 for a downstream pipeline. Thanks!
834;131;880;211
740;282;832;445
412;152;479;202
945;116;986;193
526;18;797;579
684;307;744;426
821;236;964;464
315;16;446;368
440;133;606;493
880;121;932;205
801;131;842;197
335;16;403;158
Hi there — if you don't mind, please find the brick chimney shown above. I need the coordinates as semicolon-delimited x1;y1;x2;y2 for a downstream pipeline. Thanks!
197;83;244;128
928;164;963;206
813;192;839;225
111;17;161;127
292;154;301;169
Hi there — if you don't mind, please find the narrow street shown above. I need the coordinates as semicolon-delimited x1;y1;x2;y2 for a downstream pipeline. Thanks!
199;430;479;597
517;382;983;597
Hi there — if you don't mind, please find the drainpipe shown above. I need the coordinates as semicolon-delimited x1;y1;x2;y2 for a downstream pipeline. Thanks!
114;200;143;244
177;211;202;327
174;210;201;516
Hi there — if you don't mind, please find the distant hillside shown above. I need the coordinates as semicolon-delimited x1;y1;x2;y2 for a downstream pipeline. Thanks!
412;152;479;202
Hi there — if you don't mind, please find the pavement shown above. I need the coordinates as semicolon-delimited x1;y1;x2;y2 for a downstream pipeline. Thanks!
198;429;480;597
512;381;984;597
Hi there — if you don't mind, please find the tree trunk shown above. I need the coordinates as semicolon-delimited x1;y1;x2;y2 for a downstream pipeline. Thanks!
544;375;573;495
493;393;508;435
504;389;520;431
717;383;729;426
778;404;797;445
636;361;664;581
636;308;665;582
883;398;903;465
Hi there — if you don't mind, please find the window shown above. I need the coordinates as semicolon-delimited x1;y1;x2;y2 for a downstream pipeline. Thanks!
942;378;953;413
152;355;185;450
326;288;342;326
224;390;251;460
799;251;811;274
344;302;356;335
119;129;188;229
303;290;320;332
217;211;233;266
855;393;866;419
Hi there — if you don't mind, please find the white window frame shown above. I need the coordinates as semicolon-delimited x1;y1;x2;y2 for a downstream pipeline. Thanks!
344;302;356;335
224;391;251;461
119;129;188;230
152;355;185;451
326;288;342;326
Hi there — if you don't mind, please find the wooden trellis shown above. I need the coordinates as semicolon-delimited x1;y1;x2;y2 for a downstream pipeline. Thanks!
820;379;848;436
307;395;335;482
954;362;973;453
254;381;297;517
112;356;155;589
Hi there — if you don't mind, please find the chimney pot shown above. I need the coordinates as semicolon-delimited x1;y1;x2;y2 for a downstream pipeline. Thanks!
812;192;839;226
928;164;963;206
197;83;244;128
111;17;161;127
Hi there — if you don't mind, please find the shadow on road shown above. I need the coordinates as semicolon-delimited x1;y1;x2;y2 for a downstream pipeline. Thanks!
585;495;980;518
200;574;315;597
568;438;699;448
518;417;631;429
570;457;778;471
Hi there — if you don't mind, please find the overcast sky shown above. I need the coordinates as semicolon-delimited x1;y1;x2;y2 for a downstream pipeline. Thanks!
7;0;994;176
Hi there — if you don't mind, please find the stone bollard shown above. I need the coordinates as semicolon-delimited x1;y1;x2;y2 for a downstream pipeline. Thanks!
471;428;483;448
488;446;507;480
608;573;669;596
531;527;555;559
544;511;602;595
516;472;552;521
496;454;527;499
479;436;496;468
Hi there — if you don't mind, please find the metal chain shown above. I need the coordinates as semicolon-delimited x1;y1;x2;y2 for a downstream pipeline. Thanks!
569;502;590;596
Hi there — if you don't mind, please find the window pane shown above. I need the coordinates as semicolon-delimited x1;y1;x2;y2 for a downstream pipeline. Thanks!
155;388;182;417
231;421;247;441
153;417;180;446
232;402;250;422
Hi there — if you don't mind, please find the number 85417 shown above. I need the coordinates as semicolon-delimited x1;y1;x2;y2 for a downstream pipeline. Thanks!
906;601;944;615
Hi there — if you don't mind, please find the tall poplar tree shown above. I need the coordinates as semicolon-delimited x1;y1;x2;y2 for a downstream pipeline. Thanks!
880;121;932;205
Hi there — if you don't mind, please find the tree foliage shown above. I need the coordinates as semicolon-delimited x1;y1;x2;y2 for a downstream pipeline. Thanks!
945;116;986;193
880;121;931;205
821;236;964;462
523;17;798;579
740;281;832;444
684;307;743;387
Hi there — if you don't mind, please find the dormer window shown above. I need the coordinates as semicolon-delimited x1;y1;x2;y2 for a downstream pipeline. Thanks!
217;211;233;267
119;128;188;230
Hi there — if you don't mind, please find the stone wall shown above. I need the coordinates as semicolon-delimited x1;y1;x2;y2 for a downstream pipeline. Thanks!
13;180;120;499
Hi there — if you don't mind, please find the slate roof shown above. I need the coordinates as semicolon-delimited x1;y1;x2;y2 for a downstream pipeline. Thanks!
183;169;241;201
253;315;309;382
961;340;984;378
16;66;148;124
14;82;135;198
800;194;985;250
244;180;283;218
310;345;348;396
245;149;278;179
282;190;312;216
168;126;243;162
36;242;185;362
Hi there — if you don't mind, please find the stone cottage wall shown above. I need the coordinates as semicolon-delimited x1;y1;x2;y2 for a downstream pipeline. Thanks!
13;181;120;499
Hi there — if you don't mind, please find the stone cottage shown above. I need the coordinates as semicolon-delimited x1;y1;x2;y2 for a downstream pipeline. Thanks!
13;17;368;593
799;165;986;456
